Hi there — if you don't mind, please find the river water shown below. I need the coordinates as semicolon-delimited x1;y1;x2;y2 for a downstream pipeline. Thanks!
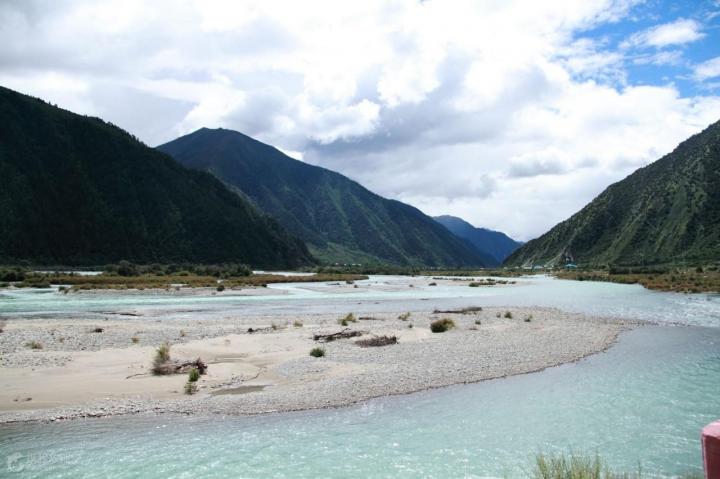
1;275;719;478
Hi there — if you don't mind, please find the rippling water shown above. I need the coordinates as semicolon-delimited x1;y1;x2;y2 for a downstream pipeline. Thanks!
1;276;719;477
2;275;719;327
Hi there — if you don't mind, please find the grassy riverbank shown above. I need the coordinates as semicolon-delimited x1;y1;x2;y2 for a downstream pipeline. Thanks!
556;268;720;293
0;265;367;290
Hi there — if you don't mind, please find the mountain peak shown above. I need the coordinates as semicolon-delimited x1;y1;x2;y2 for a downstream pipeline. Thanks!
159;130;492;267
434;215;521;264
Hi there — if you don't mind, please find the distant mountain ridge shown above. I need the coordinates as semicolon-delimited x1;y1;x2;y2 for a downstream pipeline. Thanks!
505;119;720;267
433;215;521;265
0;86;314;268
158;128;493;267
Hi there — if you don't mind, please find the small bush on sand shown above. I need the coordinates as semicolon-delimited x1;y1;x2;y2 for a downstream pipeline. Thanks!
152;343;171;375
310;347;325;358
504;311;513;319
496;312;502;318
408;323;413;329
469;282;481;287
26;340;43;350
338;313;357;326
398;312;411;321
92;327;103;333
188;367;200;383
293;320;303;327
131;336;140;344
184;381;197;395
475;319;481;325
524;314;533;322
430;318;455;333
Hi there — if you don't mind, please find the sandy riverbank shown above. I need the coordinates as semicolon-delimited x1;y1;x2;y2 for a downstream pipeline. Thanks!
0;306;628;423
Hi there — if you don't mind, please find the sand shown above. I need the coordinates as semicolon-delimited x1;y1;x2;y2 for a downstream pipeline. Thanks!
0;306;628;423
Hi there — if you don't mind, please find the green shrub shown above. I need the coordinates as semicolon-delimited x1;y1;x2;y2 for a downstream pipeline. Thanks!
152;343;171;374
116;260;139;277
430;318;455;333
504;311;513;319
188;367;200;383
338;313;356;326
469;282;481;287
398;312;411;321
475;319;481;325
184;381;198;395
310;347;325;358
26;340;43;350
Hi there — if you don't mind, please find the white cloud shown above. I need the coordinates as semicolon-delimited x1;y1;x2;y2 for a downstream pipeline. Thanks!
621;18;704;49
632;50;684;66
694;56;720;81
1;0;719;241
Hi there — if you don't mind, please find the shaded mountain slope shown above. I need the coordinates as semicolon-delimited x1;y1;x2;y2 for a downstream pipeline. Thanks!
159;128;491;267
434;215;521;265
505;120;720;267
0;86;313;267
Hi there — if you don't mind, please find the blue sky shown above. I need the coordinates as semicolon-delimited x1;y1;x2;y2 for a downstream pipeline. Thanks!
577;0;720;96
1;0;720;240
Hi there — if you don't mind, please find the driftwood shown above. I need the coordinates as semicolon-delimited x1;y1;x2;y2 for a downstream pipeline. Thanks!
355;335;398;348
313;328;363;342
153;358;207;376
358;316;380;321
433;306;483;314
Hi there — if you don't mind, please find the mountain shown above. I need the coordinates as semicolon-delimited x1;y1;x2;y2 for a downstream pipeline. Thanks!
434;215;521;265
158;128;491;267
505;120;720;267
0;86;314;268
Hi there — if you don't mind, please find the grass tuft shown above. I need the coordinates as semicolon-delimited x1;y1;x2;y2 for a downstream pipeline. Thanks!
430;318;456;333
152;343;171;375
26;340;43;350
309;347;325;358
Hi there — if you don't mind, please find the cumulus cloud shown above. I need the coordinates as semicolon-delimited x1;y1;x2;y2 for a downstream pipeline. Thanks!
0;0;719;241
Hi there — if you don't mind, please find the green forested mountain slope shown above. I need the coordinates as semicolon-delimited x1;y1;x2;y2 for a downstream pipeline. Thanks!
0;86;314;268
434;215;521;265
159;128;491;267
505;120;720;267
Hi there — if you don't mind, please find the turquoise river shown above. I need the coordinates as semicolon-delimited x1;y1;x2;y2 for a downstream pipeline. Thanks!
1;275;719;478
